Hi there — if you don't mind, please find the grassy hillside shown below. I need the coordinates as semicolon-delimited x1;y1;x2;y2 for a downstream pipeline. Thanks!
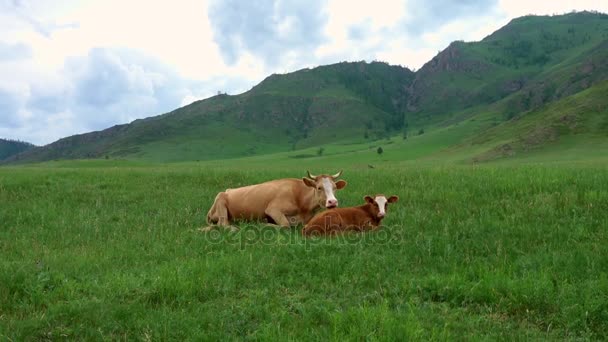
0;138;35;160
466;81;608;162
406;11;608;124
7;62;413;163
153;80;605;169
5;11;608;165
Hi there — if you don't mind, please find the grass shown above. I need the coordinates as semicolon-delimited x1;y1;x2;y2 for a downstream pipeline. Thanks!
1;161;608;340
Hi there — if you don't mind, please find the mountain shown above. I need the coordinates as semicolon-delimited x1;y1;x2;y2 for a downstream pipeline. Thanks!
6;11;608;164
0;139;35;161
407;11;608;123
465;80;608;163
7;62;414;163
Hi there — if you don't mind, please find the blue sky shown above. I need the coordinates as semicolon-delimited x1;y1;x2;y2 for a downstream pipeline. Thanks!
1;0;606;145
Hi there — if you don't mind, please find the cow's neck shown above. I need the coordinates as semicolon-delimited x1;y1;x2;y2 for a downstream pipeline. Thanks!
300;185;321;214
359;203;382;226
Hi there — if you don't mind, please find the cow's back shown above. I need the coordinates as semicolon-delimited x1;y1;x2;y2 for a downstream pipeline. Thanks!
224;178;304;220
303;206;373;235
303;209;341;235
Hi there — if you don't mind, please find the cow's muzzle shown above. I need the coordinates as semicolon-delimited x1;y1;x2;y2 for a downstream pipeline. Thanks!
326;199;338;208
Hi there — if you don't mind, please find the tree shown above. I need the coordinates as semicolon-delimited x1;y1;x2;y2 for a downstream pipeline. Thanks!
317;147;324;156
418;128;425;135
377;147;383;155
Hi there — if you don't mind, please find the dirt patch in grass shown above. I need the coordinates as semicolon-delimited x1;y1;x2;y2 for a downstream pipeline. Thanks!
472;112;583;163
522;126;558;149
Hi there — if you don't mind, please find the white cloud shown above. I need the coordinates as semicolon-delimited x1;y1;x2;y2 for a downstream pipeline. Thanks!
207;0;328;70
0;41;32;60
0;85;28;128
0;46;242;145
0;0;261;144
498;0;608;18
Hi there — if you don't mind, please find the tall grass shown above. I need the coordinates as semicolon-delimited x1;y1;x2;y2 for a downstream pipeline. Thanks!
1;164;607;339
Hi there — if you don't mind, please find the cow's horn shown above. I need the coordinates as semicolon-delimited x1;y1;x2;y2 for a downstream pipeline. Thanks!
332;170;343;179
306;170;317;179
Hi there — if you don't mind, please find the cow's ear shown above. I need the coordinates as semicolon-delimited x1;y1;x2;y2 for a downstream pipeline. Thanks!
388;195;399;203
364;195;374;204
302;178;316;187
335;180;347;189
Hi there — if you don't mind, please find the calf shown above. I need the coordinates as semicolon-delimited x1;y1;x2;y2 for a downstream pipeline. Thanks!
302;194;398;236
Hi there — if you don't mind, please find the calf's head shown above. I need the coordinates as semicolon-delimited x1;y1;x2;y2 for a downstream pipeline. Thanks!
364;194;399;219
303;170;347;208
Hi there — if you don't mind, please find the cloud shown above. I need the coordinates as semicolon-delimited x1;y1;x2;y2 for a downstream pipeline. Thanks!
315;0;504;70
403;0;499;35
208;0;328;67
26;82;66;114
67;48;165;108
347;19;373;41
498;0;608;19
0;87;24;127
0;47;243;145
61;48;206;130
0;41;32;60
0;0;79;38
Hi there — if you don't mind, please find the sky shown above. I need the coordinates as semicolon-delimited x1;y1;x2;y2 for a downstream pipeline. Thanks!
1;0;606;145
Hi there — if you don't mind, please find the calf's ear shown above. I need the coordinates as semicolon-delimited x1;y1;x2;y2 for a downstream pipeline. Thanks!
364;195;374;204
388;195;399;203
303;178;316;187
335;180;347;189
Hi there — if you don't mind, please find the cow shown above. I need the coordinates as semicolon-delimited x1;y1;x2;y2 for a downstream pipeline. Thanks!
302;194;399;236
201;171;347;231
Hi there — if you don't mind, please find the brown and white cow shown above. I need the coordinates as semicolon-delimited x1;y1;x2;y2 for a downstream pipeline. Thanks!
302;194;398;236
202;171;347;231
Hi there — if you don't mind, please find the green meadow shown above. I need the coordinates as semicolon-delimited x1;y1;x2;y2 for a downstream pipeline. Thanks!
1;155;607;340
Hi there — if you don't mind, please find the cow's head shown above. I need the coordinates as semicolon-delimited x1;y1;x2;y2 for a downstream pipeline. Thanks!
303;170;347;209
364;194;399;219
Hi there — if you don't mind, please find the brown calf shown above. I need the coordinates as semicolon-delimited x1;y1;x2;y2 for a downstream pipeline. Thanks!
302;194;398;236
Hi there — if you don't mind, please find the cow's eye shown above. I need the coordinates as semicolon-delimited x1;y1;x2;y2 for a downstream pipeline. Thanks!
317;186;322;190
